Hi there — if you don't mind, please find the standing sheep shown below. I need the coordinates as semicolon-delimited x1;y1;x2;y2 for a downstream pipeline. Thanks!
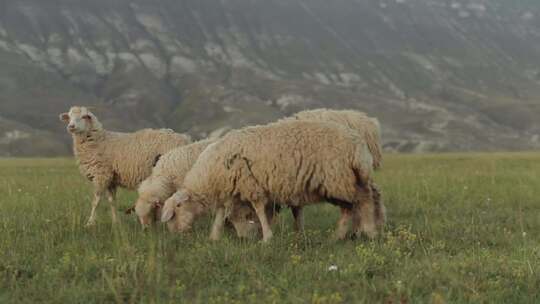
160;120;378;242
282;108;385;229
59;106;191;226
284;108;382;169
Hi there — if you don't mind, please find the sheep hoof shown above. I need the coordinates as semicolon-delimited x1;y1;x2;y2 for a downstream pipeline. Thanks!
362;229;378;240
352;231;378;241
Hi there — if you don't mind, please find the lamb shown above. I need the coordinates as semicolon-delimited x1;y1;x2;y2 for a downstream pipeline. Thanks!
281;108;385;229
160;120;379;242
59;106;191;226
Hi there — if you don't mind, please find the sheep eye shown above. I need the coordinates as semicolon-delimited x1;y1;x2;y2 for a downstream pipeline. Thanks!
82;115;92;120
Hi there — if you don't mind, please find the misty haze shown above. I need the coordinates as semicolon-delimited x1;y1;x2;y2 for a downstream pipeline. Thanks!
2;1;540;303
0;0;538;156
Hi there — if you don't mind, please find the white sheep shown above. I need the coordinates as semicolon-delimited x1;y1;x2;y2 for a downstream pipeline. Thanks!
132;138;261;238
281;108;385;229
59;106;191;226
161;191;261;239
284;108;382;169
160;120;379;242
132;139;214;227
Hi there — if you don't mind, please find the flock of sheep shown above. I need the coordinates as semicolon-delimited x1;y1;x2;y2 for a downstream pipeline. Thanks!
59;106;385;242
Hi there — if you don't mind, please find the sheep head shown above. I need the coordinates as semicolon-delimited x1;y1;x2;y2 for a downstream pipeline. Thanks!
161;190;206;233
59;106;103;135
134;196;163;228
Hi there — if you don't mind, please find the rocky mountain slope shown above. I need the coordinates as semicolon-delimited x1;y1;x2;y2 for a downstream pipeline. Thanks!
1;0;539;156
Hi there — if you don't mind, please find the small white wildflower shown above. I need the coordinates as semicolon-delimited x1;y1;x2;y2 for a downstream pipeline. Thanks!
522;232;527;237
248;220;255;224
328;265;338;271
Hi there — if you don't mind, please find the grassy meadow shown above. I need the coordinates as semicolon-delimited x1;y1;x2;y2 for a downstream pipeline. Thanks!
1;153;540;303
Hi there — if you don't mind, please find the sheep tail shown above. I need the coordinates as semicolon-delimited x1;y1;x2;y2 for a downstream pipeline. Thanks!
353;143;373;188
364;131;382;170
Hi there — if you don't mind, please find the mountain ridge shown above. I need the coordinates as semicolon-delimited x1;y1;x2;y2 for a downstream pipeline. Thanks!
0;0;539;156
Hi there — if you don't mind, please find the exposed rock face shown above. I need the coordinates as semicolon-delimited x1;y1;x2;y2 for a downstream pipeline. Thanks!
0;0;539;155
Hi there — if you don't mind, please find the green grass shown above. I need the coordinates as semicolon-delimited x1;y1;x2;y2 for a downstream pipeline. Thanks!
1;153;540;303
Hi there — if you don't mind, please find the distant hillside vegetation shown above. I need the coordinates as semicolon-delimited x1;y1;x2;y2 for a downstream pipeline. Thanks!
0;0;539;155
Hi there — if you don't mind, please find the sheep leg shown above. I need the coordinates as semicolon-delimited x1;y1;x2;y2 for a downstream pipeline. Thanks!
250;200;273;242
352;186;378;239
86;190;104;226
291;206;304;232
106;188;118;224
265;203;278;226
227;201;258;238
334;208;352;240
209;207;227;241
371;183;386;230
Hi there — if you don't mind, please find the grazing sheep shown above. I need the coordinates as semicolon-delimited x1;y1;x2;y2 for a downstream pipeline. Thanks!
160;120;378;242
161;191;260;239
132;139;214;228
281;108;385;230
132;138;260;238
284;108;382;169
59;106;191;226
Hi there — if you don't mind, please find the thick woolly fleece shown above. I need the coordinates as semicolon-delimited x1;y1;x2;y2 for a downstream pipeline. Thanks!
74;127;192;190
136;138;259;236
165;120;377;239
283;108;382;170
64;106;191;225
134;139;215;227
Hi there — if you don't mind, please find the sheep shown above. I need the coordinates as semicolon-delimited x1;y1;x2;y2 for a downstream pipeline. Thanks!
59;106;191;226
161;191;260;239
130;138;260;238
283;108;382;169
280;108;385;230
160;120;379;242
132;139;213;228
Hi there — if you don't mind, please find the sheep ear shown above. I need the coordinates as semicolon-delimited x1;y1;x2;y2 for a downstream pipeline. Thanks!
175;193;191;207
161;208;175;222
59;113;70;122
